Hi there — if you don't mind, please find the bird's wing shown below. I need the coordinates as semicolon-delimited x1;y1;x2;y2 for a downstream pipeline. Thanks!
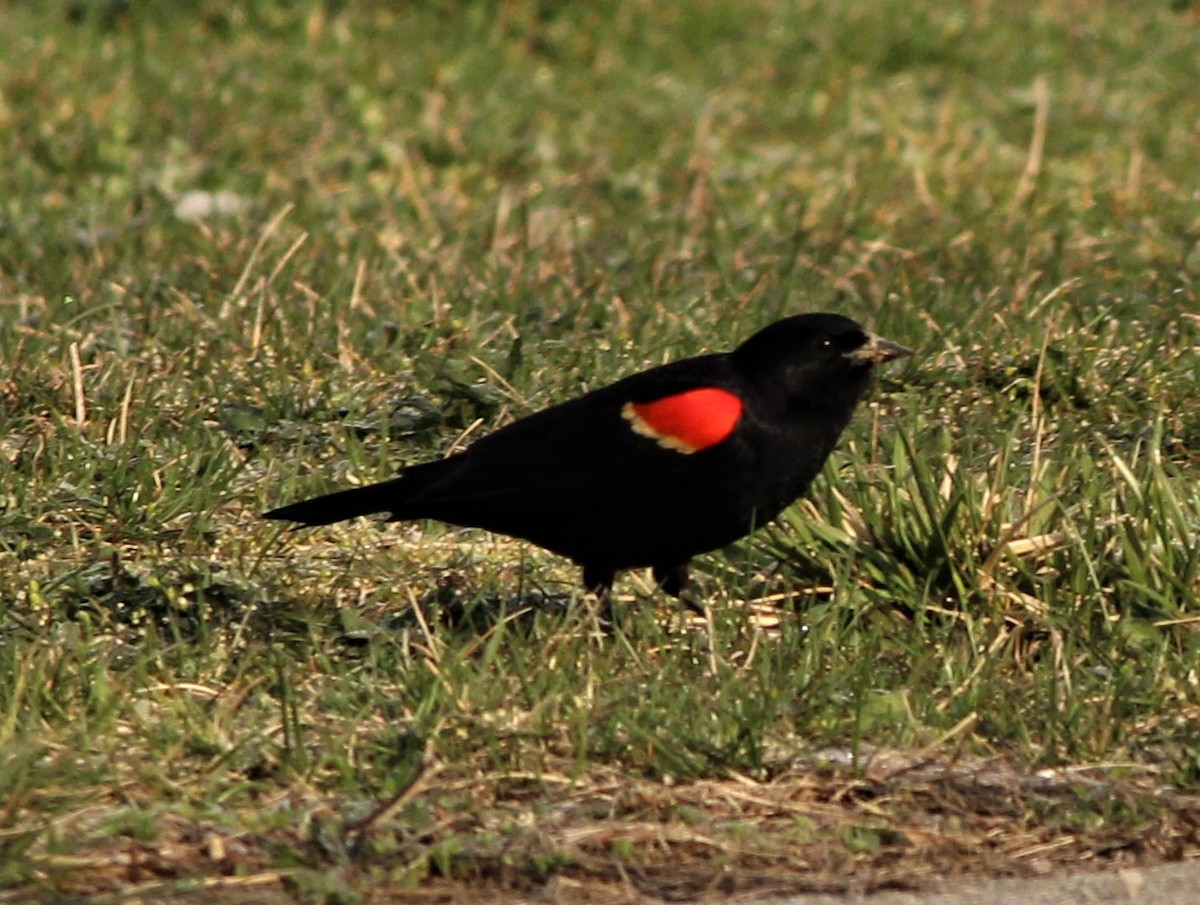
394;356;764;560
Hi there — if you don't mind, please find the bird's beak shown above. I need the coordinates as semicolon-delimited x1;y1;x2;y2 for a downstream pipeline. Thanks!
846;333;913;364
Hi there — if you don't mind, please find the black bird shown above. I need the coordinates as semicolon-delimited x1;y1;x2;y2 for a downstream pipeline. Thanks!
265;313;911;600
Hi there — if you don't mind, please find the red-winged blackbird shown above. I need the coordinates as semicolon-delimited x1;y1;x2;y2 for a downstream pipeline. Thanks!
265;313;911;600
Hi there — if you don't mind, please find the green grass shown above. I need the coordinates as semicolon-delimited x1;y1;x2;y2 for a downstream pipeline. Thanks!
3;0;1200;899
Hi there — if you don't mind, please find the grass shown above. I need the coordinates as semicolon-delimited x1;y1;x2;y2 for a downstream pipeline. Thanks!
3;0;1200;900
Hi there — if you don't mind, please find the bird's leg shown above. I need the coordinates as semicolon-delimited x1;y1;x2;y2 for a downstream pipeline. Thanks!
656;561;716;670
652;562;688;596
652;562;705;615
581;564;617;626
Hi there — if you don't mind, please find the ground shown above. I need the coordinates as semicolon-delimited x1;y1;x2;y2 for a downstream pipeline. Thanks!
2;1;1200;902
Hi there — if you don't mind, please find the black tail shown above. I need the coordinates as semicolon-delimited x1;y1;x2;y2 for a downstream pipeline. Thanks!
263;458;458;527
263;481;399;526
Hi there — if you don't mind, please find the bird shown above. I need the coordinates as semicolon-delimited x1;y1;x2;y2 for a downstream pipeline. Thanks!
264;313;911;605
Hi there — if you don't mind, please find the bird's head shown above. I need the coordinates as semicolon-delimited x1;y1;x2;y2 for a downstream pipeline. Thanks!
732;313;912;407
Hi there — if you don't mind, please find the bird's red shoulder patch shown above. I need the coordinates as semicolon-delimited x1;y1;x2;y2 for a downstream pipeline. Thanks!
621;387;743;454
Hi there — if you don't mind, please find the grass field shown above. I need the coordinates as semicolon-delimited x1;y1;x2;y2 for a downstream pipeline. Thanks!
3;1;1200;901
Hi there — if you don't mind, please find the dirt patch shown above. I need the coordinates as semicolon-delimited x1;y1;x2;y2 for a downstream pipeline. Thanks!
12;749;1200;903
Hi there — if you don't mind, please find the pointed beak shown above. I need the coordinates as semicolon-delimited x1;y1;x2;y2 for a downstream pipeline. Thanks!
846;333;914;365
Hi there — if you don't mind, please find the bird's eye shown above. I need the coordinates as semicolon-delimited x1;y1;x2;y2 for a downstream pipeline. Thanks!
821;338;832;348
